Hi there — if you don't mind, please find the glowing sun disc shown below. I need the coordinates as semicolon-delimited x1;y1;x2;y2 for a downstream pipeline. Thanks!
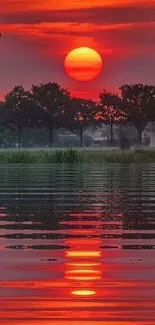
64;47;103;81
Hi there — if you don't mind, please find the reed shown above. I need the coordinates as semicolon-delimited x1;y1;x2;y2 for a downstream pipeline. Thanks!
0;148;155;163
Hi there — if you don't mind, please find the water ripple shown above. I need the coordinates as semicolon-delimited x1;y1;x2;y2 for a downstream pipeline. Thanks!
0;164;155;324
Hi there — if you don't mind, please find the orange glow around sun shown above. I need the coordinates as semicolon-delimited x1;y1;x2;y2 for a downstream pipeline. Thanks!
64;47;103;81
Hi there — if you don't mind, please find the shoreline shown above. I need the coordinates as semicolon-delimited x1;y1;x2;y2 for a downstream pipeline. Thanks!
0;147;155;163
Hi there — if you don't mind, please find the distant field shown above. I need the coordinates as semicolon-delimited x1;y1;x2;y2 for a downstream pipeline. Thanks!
0;147;155;163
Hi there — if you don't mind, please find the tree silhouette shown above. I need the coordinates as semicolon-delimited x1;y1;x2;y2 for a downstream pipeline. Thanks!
68;98;96;147
96;91;127;145
3;86;33;148
120;84;155;144
31;82;70;147
1;82;155;148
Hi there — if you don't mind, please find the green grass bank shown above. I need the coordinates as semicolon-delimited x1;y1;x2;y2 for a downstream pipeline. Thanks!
0;148;155;163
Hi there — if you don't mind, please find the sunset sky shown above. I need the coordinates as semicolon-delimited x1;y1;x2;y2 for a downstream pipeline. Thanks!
0;0;155;100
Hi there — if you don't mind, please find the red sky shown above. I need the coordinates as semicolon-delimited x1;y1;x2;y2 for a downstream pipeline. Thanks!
0;0;155;100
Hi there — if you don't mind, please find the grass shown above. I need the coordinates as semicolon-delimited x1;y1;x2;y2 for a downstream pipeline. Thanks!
0;147;155;163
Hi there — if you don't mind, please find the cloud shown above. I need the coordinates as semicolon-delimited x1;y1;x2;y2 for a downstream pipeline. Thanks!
1;20;155;58
1;2;155;61
0;5;155;25
1;0;155;13
0;0;155;100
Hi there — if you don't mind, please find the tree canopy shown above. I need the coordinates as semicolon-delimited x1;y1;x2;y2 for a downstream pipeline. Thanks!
0;82;155;148
3;86;34;147
31;82;70;146
120;84;155;143
96;90;127;145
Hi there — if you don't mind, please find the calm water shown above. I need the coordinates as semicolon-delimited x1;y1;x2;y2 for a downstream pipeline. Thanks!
0;164;155;325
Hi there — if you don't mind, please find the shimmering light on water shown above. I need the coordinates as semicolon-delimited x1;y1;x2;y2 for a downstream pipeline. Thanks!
66;250;101;257
71;290;96;296
0;164;155;324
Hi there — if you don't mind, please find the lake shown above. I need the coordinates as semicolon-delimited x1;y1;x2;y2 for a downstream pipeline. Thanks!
0;164;155;325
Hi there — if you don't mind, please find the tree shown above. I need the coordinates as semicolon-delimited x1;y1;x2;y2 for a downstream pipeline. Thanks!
3;86;34;148
0;101;5;113
31;82;70;147
120;84;155;144
96;91;127;146
0;101;6;125
68;98;96;147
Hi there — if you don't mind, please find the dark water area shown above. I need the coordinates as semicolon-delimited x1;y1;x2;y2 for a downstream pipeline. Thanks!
0;164;155;325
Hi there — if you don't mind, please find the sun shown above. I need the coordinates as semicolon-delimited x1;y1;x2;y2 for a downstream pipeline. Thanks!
64;47;103;82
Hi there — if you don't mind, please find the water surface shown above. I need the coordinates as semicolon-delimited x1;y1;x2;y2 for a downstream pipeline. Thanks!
0;164;155;324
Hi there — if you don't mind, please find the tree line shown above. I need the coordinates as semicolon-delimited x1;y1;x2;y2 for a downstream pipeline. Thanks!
0;82;155;148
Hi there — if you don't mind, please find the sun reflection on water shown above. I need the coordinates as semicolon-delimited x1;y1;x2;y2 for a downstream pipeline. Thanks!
64;212;103;297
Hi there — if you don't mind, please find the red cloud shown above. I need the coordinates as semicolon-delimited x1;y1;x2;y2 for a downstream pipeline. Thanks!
0;0;155;100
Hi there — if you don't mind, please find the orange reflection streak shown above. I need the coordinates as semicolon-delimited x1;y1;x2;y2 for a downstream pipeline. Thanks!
66;276;101;280
65;269;102;280
69;229;101;235
60;221;109;225
66;263;101;266
2;279;152;289
1;321;153;325
65;239;102;246
2;297;155;309
66;269;102;280
0;319;153;325
63;211;103;297
66;250;101;257
71;290;96;296
66;270;101;274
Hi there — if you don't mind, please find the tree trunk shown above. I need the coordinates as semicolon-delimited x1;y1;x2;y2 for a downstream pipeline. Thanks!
138;129;142;144
80;124;83;147
49;128;53;148
18;128;22;149
110;123;113;146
